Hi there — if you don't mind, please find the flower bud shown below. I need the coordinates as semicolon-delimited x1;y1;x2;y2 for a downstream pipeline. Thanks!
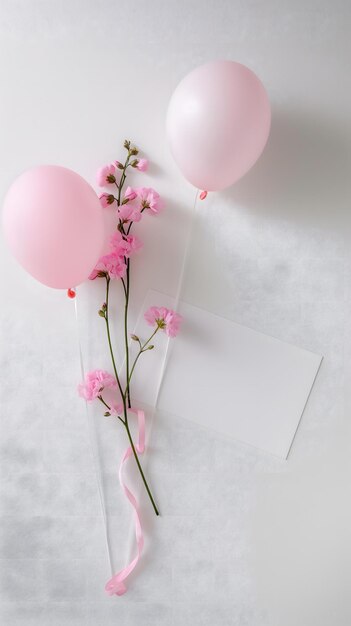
106;173;116;184
130;159;139;168
130;147;139;156
147;345;154;350
130;334;139;342
106;194;115;205
98;309;105;318
104;411;111;417
124;140;131;150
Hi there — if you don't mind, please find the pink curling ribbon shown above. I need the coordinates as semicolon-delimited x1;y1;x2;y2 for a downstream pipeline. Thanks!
105;408;146;596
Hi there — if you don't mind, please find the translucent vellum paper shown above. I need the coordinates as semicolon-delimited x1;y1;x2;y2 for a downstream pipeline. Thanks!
77;192;324;581
132;289;322;459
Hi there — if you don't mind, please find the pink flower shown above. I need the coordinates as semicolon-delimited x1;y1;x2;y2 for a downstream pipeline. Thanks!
110;231;130;256
78;369;117;402
136;187;162;215
110;231;143;258
101;253;127;279
144;306;182;338
99;193;116;208
135;158;148;172
97;163;121;187
89;252;127;280
89;258;105;280
125;234;143;255
123;186;137;202
117;203;142;223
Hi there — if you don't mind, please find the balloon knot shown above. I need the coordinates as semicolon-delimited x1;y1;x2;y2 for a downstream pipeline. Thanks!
199;190;208;200
67;288;76;299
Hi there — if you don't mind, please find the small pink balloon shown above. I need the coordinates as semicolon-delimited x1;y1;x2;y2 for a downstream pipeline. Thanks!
2;165;104;289
166;60;271;191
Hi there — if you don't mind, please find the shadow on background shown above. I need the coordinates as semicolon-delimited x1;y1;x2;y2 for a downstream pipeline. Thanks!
222;105;350;227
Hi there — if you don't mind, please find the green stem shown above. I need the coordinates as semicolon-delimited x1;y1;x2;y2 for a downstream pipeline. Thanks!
117;156;130;209
120;278;127;298
141;327;159;351
125;327;159;398
99;145;159;516
98;395;112;411
103;248;159;516
124;260;131;408
116;154;131;407
124;415;159;516
98;395;124;425
104;277;124;402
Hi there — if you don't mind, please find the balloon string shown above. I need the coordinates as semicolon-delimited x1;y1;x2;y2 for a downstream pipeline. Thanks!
73;293;114;577
154;188;200;408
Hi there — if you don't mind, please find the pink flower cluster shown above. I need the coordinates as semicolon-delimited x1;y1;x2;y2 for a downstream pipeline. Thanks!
89;253;127;280
110;231;143;256
99;186;163;219
78;370;117;401
97;159;147;189
136;187;162;215
97;162;121;187
97;157;162;221
89;230;142;281
99;193;116;208
144;306;182;338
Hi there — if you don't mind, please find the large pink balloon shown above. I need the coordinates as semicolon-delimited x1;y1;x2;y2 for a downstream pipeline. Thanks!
166;60;271;191
2;165;104;289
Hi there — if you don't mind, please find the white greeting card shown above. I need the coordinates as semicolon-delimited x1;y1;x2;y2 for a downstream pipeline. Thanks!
132;289;322;459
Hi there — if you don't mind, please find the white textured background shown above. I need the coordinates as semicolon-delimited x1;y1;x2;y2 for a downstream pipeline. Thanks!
0;1;350;625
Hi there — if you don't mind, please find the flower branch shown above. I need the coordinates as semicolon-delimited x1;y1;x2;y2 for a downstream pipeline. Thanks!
78;140;182;518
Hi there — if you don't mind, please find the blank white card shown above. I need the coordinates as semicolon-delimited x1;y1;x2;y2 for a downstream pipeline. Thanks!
132;290;322;458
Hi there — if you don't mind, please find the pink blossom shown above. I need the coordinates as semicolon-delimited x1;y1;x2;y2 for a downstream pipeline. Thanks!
99;193;116;208
136;187;162;215
78;369;117;402
97;163;119;187
135;158;148;172
89;264;105;280
123;186;138;202
117;203;142;223
110;231;130;257
110;231;143;258
89;252;127;280
100;253;127;279
144;306;182;337
125;234;143;255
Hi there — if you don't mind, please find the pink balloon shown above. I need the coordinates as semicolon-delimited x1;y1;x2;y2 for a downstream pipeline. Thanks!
2;165;104;289
166;60;271;191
